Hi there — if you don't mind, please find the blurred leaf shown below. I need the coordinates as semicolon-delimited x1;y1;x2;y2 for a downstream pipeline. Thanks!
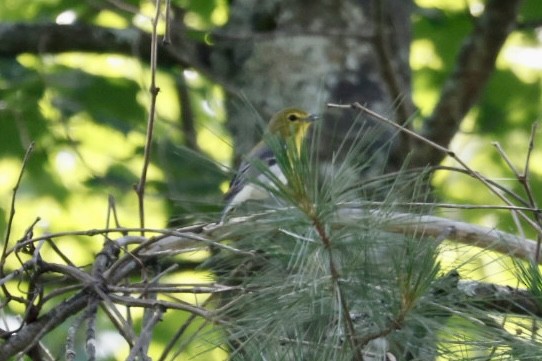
519;0;542;23
0;0;84;21
155;139;225;223
478;70;541;134
85;163;138;191
413;8;472;72
0;59;47;156
24;149;69;202
179;0;214;22
47;67;145;134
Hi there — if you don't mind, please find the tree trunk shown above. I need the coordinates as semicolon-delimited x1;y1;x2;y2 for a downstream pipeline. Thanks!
210;1;441;360
213;0;413;171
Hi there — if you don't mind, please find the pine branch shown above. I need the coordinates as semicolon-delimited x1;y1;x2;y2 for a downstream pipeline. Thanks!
0;207;540;359
200;208;540;264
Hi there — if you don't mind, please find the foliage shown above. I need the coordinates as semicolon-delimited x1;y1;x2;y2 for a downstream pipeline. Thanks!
0;0;541;360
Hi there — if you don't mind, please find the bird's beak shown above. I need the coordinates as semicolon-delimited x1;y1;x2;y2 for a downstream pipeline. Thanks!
307;113;319;122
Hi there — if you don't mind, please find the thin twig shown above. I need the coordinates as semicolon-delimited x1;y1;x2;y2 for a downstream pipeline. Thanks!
494;126;542;264
107;194;124;232
356;164;532;207
9;227;153;255
329;102;542;237
520;123;542;263
45;237;75;267
1;142;34;269
349;200;539;213
134;0;162;236
126;306;165;361
98;302;136;346
166;314;212;361
66;312;86;361
40;284;82;304
109;283;238;294
158;297;214;361
492;142;519;176
85;298;98;361
163;0;171;45
523;122;538;181
316;219;363;361
0;144;35;306
107;294;212;318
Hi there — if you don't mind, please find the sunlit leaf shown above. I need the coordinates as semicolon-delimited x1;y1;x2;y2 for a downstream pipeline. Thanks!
46;67;145;134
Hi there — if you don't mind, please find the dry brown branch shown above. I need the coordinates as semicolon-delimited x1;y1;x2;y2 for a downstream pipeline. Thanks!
0;143;34;290
329;102;542;241
134;0;163;234
0;202;540;359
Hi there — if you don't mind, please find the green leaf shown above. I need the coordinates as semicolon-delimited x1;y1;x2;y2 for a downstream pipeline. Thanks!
155;139;225;223
0;59;47;157
85;163;138;191
478;69;541;134
47;67;145;134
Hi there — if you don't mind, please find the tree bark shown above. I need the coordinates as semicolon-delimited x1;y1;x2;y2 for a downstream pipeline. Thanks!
212;0;413;170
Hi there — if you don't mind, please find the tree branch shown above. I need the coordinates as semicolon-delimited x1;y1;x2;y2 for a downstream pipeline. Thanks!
0;206;540;359
371;210;540;261
0;240;119;360
202;207;541;263
0;22;248;96
457;279;542;317
0;22;196;68
415;0;522;166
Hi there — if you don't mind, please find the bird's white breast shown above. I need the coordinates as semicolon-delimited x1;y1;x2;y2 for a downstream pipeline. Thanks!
228;164;286;206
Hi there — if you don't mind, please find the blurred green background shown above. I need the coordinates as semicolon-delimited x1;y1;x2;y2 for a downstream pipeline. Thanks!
0;0;541;359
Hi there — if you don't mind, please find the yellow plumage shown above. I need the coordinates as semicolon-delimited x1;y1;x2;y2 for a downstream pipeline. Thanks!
221;107;317;221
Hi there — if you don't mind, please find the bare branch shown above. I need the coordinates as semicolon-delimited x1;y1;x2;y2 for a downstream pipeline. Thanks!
329;101;542;240
0;205;540;359
0;22;244;96
1;142;34;271
205;208;541;264
0;240;119;360
0;23;192;67
134;0;163;234
126;306;164;361
457;279;542;317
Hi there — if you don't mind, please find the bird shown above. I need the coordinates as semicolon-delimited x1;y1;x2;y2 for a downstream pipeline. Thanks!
221;107;318;222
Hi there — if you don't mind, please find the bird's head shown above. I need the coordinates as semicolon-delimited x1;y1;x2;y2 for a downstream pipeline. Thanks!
266;108;318;146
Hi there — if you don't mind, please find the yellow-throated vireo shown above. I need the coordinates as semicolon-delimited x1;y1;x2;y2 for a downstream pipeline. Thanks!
221;107;317;221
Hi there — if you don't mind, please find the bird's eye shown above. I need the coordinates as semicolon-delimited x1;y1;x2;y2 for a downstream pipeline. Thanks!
287;114;298;122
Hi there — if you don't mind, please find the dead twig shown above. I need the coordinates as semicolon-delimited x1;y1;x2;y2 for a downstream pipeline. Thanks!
328;102;542;243
134;0;163;236
1;142;35;295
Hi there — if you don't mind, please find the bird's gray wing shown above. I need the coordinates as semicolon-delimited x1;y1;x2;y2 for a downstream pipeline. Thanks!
224;143;276;202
